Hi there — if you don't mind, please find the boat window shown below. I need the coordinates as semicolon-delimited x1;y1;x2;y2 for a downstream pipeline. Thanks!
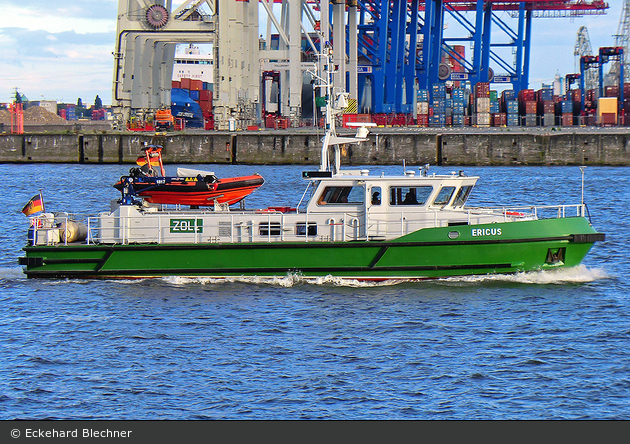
259;222;281;236
452;186;473;207
389;186;433;206
432;186;456;207
318;186;365;205
370;187;382;206
296;222;317;236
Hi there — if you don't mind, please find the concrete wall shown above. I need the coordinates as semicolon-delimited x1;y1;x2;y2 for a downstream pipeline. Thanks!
1;129;629;166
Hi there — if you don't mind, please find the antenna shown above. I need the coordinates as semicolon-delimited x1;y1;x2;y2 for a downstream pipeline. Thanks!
579;165;586;206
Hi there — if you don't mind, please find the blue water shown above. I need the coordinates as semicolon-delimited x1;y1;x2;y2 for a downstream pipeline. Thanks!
0;162;628;419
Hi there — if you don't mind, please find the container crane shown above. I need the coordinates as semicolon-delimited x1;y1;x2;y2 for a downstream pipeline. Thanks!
574;26;598;91
607;0;630;85
354;0;609;114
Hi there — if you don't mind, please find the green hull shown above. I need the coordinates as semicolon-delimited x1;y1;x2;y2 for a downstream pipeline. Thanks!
19;217;604;280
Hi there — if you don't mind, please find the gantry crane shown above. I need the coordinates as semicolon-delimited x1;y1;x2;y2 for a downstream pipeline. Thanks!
112;1;611;127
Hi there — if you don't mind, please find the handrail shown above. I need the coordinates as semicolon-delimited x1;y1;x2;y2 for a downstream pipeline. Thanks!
29;203;587;247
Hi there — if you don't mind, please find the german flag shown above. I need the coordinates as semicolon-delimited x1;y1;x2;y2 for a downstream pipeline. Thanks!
136;156;161;167
21;193;44;216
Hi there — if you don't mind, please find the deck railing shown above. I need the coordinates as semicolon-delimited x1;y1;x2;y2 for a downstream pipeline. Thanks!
27;204;586;246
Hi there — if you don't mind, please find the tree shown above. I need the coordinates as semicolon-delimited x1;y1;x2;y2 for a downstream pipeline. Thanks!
94;95;103;110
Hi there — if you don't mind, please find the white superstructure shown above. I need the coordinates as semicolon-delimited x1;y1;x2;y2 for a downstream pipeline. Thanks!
172;44;214;84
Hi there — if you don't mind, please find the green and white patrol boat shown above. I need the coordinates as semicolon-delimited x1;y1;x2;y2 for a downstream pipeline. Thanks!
19;46;604;281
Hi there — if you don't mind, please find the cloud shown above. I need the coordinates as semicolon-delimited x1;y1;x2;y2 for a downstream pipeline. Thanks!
0;1;118;32
0;1;624;105
0;27;114;104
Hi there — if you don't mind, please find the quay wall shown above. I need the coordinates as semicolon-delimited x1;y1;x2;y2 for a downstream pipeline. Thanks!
0;129;629;166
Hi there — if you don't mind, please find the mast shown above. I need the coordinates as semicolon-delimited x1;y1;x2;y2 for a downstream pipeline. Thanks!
308;41;374;176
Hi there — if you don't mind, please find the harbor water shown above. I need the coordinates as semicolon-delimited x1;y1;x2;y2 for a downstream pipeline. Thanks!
0;162;628;419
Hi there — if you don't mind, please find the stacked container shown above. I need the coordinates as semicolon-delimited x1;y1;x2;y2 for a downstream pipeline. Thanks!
451;87;466;127
537;88;554;126
416;88;429;127
473;82;491;127
489;90;504;126
598;97;618;125
91;108;107;121
430;83;446;127
559;100;574;126
584;89;597;125
65;104;77;121
518;89;536;126
502;90;519;127
172;78;213;119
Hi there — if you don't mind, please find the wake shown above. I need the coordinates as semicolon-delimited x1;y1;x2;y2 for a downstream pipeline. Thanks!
159;265;609;288
3;265;608;288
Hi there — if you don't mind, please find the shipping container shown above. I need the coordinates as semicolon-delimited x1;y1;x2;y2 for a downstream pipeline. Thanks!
417;89;429;102
474;112;491;127
492;113;506;127
189;90;200;101
474;82;490;98
451;88;466;101
198;99;212;113
199;89;212;101
543;114;555;126
432;100;446;114
537;101;554;116
561;113;573;126
568;88;582;102
522;101;537;115
559;100;573;114
518;89;535;102
180;78;191;89
342;114;358;128
372;114;388;126
599;113;617;125
605;85;619;98
452;101;465;115
537;88;553;102
431;83;446;100
417;115;429;127
489;102;500;114
506;100;519;114
598;97;618;114
417;102;430;115
524;115;537;127
172;80;181;89
452;115;465;126
502;90;515;102
476;97;490;113
190;79;203;91
507;114;520;126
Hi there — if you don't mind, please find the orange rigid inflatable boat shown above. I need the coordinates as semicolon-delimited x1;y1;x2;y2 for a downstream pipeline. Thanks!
113;145;264;207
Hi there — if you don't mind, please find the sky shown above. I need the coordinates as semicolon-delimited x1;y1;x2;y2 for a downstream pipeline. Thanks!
0;1;624;106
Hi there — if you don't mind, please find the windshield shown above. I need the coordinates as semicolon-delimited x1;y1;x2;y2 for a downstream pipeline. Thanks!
318;186;365;205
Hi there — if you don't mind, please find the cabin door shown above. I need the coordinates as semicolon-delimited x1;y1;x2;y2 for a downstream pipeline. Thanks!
366;185;388;239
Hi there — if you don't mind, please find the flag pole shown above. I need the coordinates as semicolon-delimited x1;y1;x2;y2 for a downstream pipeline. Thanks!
39;189;45;213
